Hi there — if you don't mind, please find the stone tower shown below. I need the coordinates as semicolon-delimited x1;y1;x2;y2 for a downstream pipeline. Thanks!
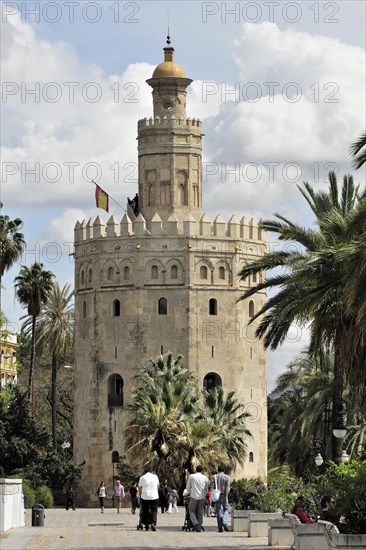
73;39;267;505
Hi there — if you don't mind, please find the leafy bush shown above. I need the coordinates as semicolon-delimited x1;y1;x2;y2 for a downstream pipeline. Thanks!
35;485;54;508
229;478;266;509
230;477;318;515
22;479;36;508
316;460;366;534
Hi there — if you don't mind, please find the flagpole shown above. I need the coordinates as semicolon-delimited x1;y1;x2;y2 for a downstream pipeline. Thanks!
92;180;128;213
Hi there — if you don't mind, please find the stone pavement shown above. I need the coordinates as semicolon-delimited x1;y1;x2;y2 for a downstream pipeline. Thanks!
0;507;291;550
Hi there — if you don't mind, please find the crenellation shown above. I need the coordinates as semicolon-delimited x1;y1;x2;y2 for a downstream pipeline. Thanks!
150;212;163;235
74;213;265;242
93;216;105;238
183;213;196;236
138;116;202;129
200;213;212;237
120;213;132;236
74;220;86;243
86;218;93;240
167;213;179;235
213;214;226;237
106;216;118;237
228;215;240;238
134;213;150;235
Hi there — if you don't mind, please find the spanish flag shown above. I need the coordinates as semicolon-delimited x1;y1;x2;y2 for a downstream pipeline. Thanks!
95;184;109;212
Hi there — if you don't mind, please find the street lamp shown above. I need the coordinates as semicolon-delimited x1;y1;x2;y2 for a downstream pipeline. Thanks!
340;450;350;463
314;452;324;466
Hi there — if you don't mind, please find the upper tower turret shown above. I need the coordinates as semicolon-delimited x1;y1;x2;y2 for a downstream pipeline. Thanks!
146;35;193;120
137;37;203;230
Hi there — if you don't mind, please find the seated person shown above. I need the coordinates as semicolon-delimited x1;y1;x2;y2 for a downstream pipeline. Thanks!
292;496;316;523
321;495;346;529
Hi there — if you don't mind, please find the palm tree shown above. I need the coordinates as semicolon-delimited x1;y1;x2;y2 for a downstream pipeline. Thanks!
201;386;252;470
23;282;74;449
126;353;252;489
268;351;366;473
239;172;366;462
0;205;25;312
126;353;199;465
14;263;54;413
350;130;366;169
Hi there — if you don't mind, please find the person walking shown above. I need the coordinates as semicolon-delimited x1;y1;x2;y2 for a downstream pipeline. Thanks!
138;469;160;531
96;481;107;513
66;486;76;510
129;482;138;514
112;479;125;513
211;465;230;532
186;465;209;532
166;486;179;513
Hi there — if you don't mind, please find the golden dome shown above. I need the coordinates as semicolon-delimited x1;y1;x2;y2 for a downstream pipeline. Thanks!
152;43;187;79
152;61;186;78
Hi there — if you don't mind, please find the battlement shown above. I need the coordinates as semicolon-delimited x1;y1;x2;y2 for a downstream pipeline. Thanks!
138;116;202;129
74;212;264;243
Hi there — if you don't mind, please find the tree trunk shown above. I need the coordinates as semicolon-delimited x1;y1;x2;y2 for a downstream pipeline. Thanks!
51;349;58;451
28;316;36;415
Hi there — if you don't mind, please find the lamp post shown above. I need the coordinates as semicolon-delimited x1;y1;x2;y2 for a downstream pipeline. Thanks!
320;399;348;464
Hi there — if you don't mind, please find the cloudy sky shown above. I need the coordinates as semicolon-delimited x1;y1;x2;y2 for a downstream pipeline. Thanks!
1;0;365;391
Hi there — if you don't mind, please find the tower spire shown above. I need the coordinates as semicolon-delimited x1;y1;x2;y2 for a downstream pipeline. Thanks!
167;9;171;45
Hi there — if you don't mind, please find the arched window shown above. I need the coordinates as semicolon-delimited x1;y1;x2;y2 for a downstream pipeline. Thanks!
249;300;255;318
88;268;93;284
209;298;217;315
107;266;114;281
200;266;208;280
219;266;225;280
252;273;257;283
111;450;120;463
158;297;167;315
203;372;222;391
249;452;254;463
151;265;158;279
82;301;87;318
81;270;85;285
171;265;178;279
113;299;120;317
108;374;124;407
124;266;130;280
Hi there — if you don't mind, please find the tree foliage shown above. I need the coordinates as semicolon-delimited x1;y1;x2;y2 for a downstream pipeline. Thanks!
125;353;252;490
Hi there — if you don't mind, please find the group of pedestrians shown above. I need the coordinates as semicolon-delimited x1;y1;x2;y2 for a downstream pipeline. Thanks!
185;464;230;533
67;465;229;532
96;480;126;513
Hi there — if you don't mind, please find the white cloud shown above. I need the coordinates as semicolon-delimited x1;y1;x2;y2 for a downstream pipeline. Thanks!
1;10;365;387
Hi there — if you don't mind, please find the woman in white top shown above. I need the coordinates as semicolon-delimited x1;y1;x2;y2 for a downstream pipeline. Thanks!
97;481;107;513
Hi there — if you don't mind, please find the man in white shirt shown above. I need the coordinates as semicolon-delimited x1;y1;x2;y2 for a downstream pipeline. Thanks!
138;469;160;531
186;465;209;532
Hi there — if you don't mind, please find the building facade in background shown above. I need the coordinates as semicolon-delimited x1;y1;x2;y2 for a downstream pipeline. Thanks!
0;332;18;388
73;41;267;505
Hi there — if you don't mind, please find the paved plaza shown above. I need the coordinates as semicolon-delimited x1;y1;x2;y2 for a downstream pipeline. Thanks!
0;507;291;550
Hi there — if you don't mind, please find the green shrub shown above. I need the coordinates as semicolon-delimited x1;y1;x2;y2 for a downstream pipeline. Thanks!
231;477;318;515
35;485;54;508
316;460;366;534
22;479;36;508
